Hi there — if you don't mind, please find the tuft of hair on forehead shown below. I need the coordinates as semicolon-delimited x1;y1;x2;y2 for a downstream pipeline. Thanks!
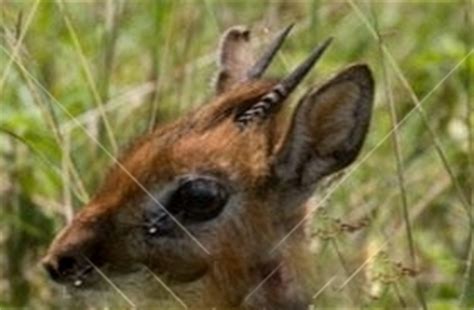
93;79;281;205
193;79;279;131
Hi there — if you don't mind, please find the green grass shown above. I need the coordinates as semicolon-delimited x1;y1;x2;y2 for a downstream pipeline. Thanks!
0;0;472;308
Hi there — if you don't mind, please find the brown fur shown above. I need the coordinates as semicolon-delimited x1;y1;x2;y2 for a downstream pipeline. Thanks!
43;26;374;310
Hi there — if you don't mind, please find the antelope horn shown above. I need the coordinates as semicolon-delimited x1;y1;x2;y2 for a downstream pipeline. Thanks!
246;24;294;80
236;37;333;128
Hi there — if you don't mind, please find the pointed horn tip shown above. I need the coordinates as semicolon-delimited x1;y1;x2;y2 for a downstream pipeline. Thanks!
278;36;334;92
282;23;295;34
308;36;334;60
246;23;295;80
323;36;334;47
273;22;294;43
319;37;334;52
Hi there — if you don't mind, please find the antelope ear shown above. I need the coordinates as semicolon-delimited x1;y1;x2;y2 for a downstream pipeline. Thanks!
273;64;374;187
214;26;255;94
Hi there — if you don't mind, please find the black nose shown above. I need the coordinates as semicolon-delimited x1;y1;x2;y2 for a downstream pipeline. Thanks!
42;254;80;282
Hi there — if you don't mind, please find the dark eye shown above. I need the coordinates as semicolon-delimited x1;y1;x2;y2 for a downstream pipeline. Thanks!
168;178;229;222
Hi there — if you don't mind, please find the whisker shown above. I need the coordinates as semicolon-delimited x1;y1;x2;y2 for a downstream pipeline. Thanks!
83;256;136;308
143;266;188;309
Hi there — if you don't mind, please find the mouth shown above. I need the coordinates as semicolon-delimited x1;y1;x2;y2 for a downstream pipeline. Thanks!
45;260;148;291
44;261;99;289
68;265;96;289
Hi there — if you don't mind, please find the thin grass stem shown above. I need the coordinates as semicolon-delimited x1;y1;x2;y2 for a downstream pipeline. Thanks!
0;0;39;92
368;4;427;309
56;0;118;154
459;0;474;304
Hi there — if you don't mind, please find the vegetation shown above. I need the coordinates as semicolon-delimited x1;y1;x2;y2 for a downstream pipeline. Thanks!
0;0;472;308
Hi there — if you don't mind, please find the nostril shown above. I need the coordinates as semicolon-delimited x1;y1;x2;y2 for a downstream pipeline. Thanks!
42;255;79;282
42;259;61;281
57;256;78;275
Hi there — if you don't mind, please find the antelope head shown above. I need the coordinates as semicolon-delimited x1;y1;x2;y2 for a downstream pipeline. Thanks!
42;24;374;308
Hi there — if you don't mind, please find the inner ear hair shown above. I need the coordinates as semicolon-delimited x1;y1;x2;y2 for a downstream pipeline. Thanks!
273;64;375;187
214;26;255;94
308;66;373;159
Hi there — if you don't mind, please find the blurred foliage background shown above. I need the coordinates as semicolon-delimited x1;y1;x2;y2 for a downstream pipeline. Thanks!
0;0;473;308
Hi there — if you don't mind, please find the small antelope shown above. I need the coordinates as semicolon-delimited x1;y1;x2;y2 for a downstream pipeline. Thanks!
43;24;374;309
